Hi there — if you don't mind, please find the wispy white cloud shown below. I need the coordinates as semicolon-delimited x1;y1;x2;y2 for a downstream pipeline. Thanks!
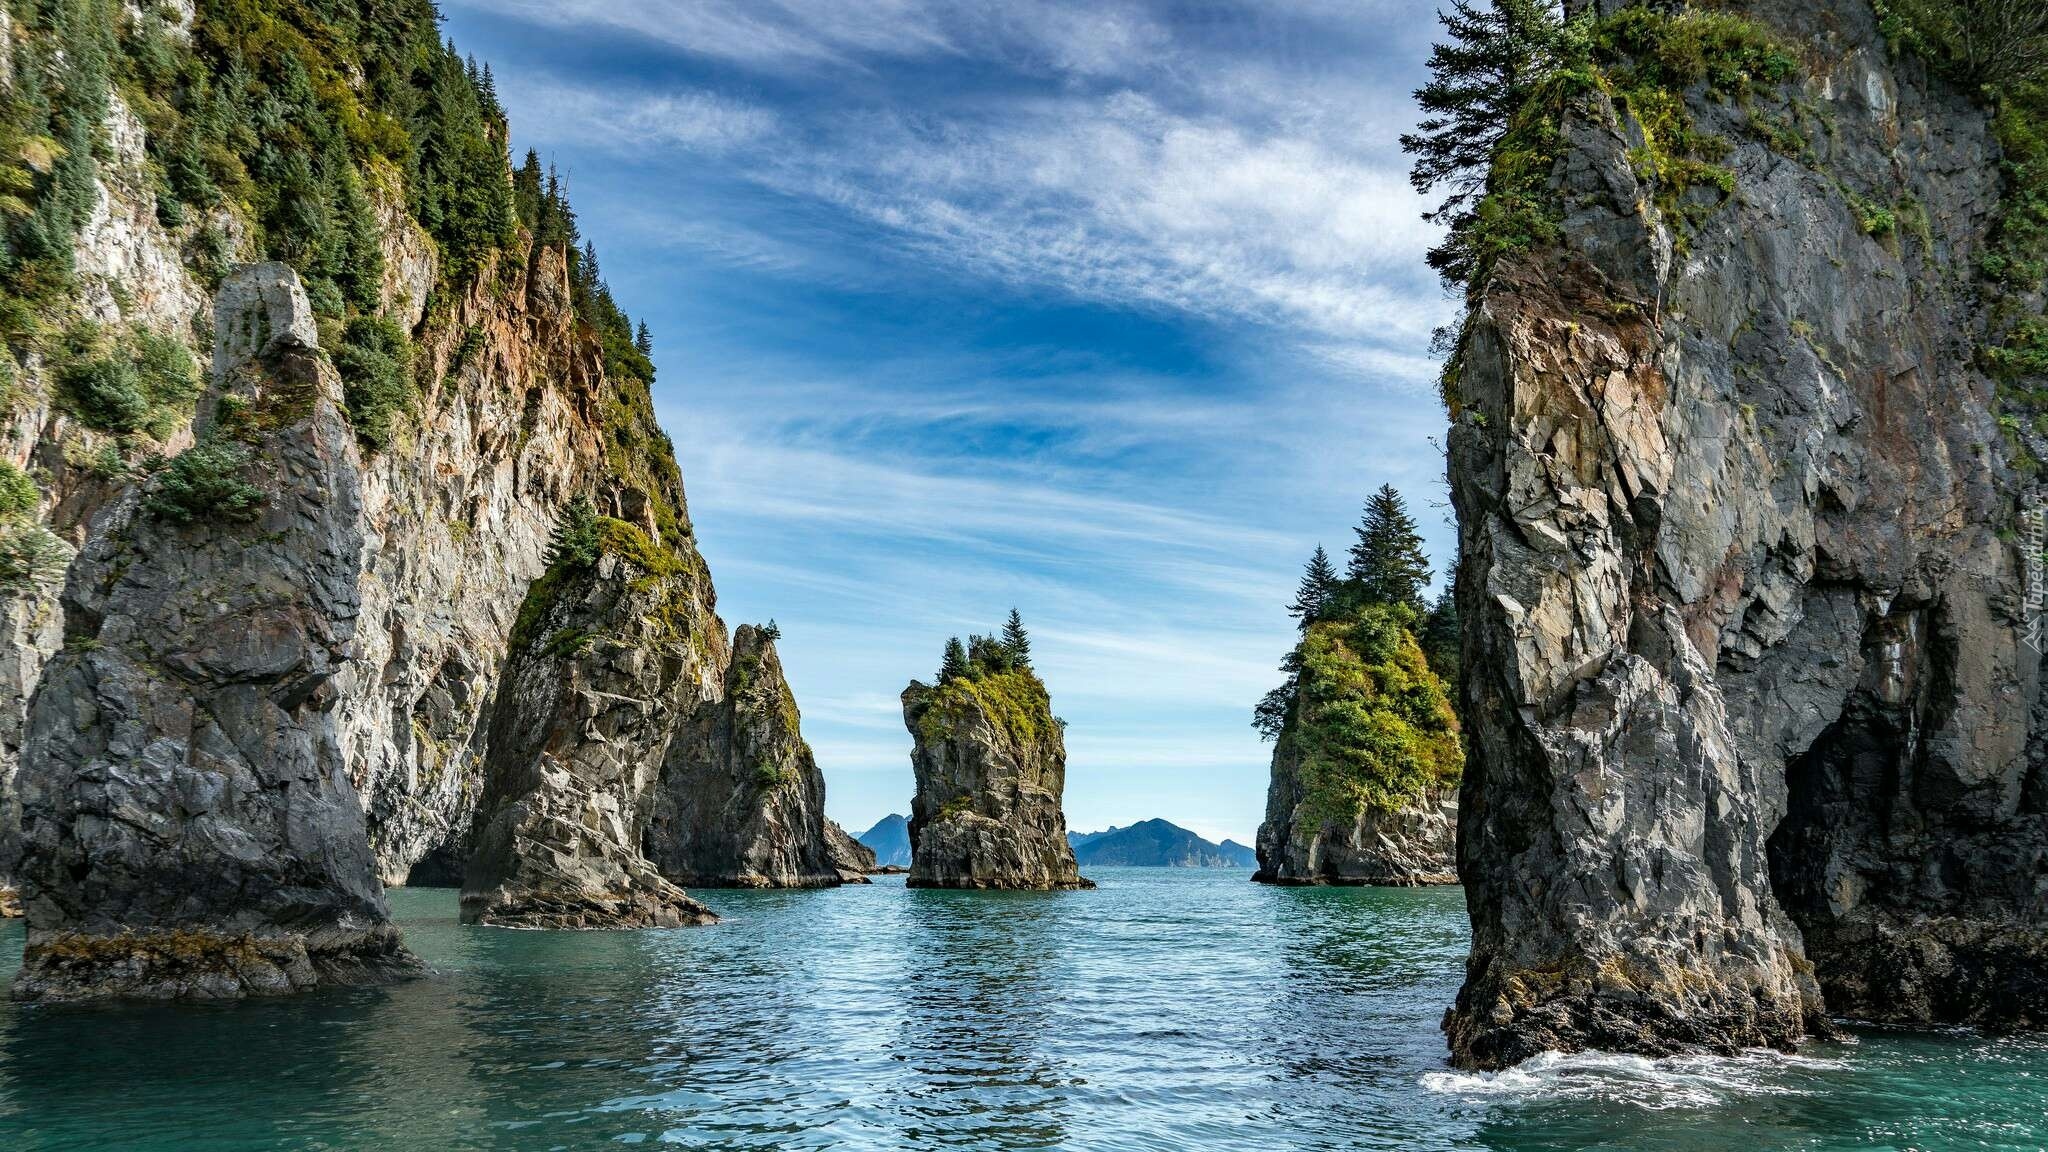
477;1;1455;371
452;0;958;69
495;73;777;153
782;90;1450;350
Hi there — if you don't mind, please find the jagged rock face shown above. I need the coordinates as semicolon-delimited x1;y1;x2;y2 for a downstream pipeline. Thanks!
825;819;877;875
1444;0;2034;1068
343;243;621;886
1255;748;1456;885
902;671;1089;890
461;548;721;929
647;626;854;888
11;265;421;1000
74;93;204;337
0;87;211;912
0;580;62;916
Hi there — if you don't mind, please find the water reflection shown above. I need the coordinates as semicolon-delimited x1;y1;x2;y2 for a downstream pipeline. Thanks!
892;888;1076;1148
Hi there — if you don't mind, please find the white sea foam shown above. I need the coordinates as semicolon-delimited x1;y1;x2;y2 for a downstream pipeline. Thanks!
1418;1047;1852;1110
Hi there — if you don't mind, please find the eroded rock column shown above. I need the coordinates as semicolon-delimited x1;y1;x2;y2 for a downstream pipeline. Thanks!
646;625;859;889
461;515;721;928
903;661;1089;890
11;264;420;1000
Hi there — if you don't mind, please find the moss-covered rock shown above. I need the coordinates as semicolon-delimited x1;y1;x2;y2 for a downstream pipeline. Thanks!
902;655;1089;891
1254;604;1462;886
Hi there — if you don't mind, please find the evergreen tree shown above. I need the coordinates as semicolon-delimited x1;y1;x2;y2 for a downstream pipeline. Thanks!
513;149;544;232
1420;580;1461;684
1253;647;1303;741
1399;0;1568;286
761;619;781;641
1347;484;1431;612
940;637;969;683
542;496;600;570
966;632;1013;675
635;321;653;356
1288;545;1339;629
1002;608;1031;665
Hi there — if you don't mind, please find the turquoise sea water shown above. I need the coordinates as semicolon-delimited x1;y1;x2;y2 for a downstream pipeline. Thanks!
0;869;2042;1150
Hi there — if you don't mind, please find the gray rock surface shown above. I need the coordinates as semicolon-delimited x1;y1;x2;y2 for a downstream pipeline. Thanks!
461;545;720;929
1443;0;2044;1068
647;625;855;888
903;670;1090;890
825;819;878;877
10;264;421;1001
1255;752;1457;885
0;83;209;914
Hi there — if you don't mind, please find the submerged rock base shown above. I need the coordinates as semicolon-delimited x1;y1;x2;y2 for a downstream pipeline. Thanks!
1255;789;1458;887
14;926;423;1002
904;811;1096;891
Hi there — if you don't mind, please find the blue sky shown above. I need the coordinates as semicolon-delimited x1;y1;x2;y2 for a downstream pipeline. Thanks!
441;0;1456;847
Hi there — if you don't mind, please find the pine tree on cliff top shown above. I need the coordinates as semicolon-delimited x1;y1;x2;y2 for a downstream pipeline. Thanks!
1348;485;1431;613
1002;608;1031;666
1289;546;1339;629
940;637;969;683
1400;0;1567;286
1421;580;1461;683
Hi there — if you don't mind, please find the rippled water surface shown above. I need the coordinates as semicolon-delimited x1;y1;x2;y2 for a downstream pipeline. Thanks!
0;870;2043;1149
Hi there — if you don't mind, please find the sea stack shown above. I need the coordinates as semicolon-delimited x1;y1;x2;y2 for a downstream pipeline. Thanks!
459;500;720;929
1251;496;1464;886
12;266;422;1000
902;617;1090;890
646;624;863;888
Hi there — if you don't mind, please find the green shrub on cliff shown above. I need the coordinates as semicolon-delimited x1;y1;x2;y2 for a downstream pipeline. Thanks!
1287;607;1463;821
917;616;1056;751
1406;1;1795;295
1256;485;1462;816
917;666;1058;754
1875;1;2048;379
145;436;264;524
0;458;62;590
334;314;415;450
54;325;202;438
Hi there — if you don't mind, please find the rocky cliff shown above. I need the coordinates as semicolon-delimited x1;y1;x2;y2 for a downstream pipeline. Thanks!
459;512;722;929
1253;601;1463;886
14;265;422;999
903;643;1089;890
1255;769;1458;886
1442;0;2045;1068
0;0;843;990
646;624;860;888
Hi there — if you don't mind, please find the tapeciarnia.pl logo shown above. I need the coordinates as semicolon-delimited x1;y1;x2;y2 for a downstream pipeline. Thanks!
2024;501;2046;657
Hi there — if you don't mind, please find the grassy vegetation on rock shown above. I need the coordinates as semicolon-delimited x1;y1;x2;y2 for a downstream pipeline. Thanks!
1281;606;1463;824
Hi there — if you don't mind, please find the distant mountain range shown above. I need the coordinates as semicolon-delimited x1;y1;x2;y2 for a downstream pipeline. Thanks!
856;814;1255;869
855;814;912;867
1068;819;1257;868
